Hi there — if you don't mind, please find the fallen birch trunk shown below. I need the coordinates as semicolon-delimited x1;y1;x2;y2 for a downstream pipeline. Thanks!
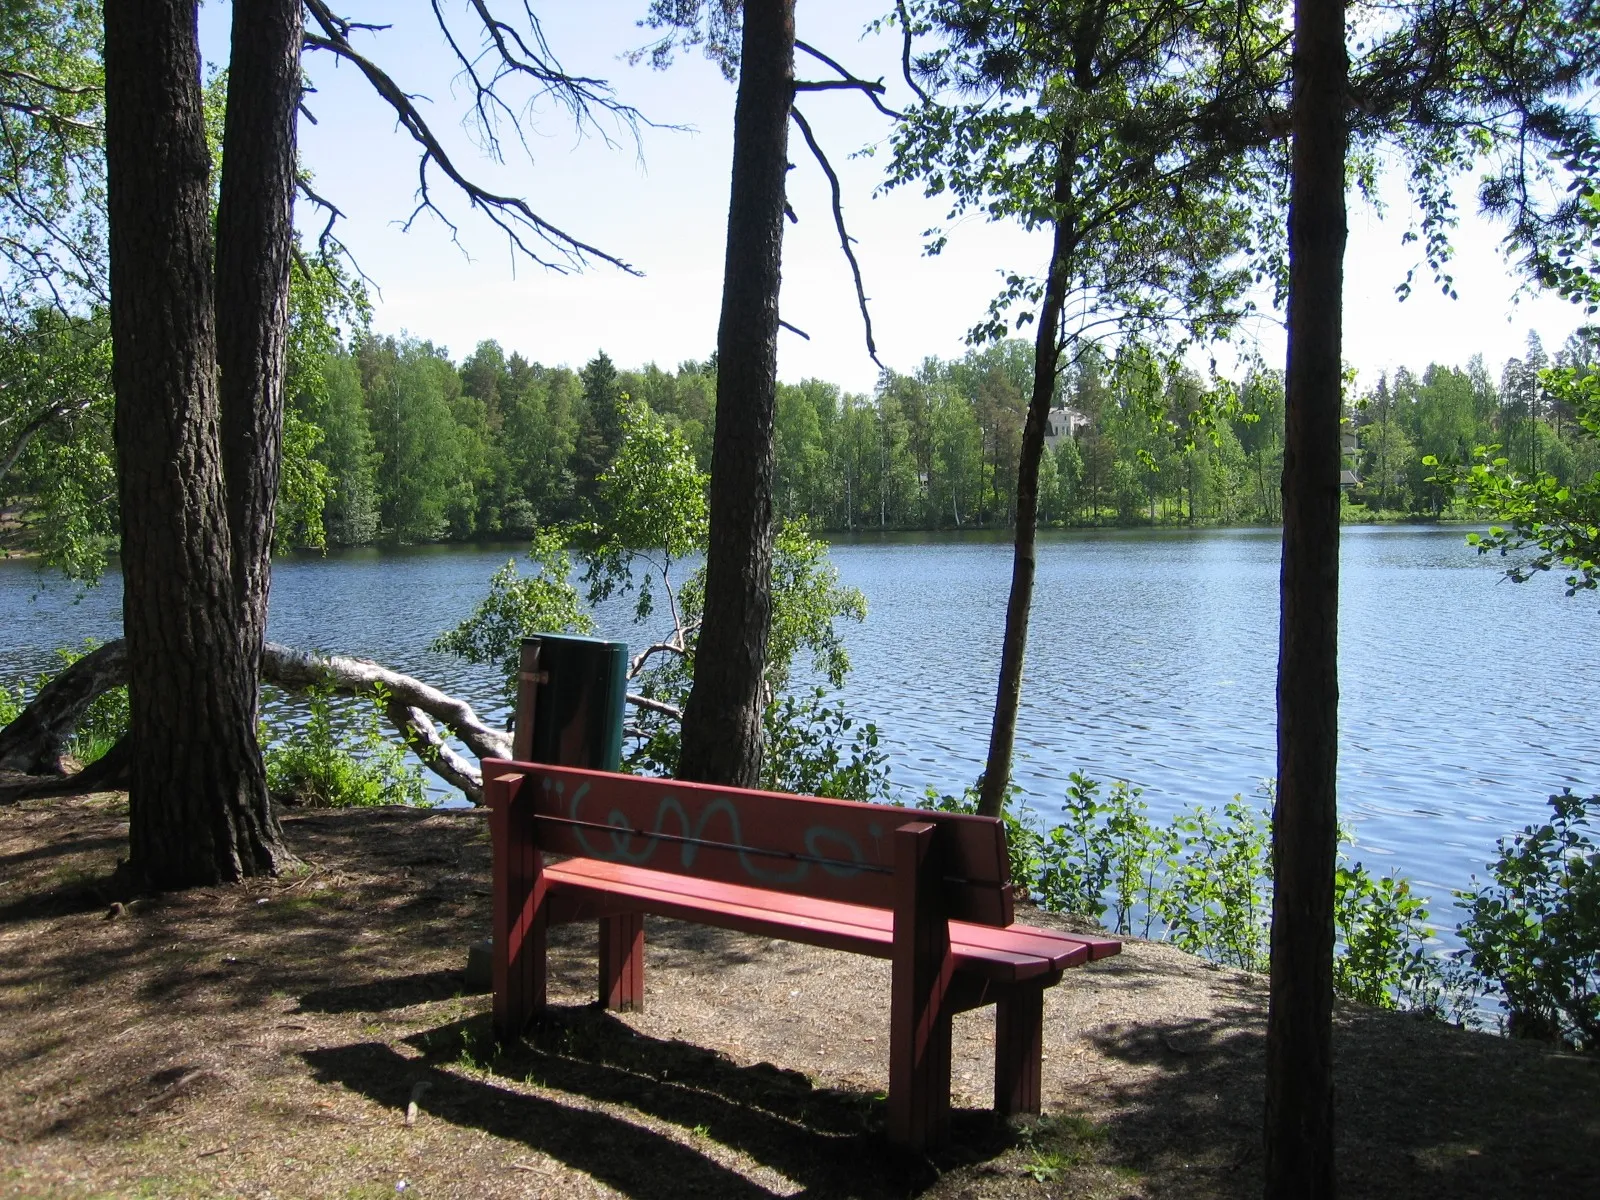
0;639;514;803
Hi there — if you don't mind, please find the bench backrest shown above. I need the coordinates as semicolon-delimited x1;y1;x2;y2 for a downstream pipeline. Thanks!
484;759;1015;926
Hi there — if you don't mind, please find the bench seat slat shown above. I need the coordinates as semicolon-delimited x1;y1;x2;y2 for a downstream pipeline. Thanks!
544;859;1094;980
1045;931;1122;961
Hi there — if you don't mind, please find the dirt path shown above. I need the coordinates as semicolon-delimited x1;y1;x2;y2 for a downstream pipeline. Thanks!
0;792;1595;1198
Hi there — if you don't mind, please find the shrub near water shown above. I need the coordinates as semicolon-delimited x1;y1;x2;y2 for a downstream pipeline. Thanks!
1458;790;1600;1048
264;685;426;808
925;774;1453;1011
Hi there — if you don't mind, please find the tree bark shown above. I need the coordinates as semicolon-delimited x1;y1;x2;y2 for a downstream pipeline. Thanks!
977;144;1075;819
676;0;795;787
0;639;127;774
216;0;302;679
1265;0;1346;1194
103;0;291;887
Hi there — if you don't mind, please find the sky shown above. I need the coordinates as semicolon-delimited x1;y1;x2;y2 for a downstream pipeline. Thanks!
202;1;1589;396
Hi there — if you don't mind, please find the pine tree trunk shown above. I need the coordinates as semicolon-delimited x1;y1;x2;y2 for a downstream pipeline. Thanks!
677;0;794;787
977;146;1075;819
103;0;292;887
216;0;302;670
1265;0;1346;1193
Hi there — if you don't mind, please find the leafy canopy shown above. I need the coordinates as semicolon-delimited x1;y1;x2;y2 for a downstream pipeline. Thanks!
884;0;1289;352
0;0;104;311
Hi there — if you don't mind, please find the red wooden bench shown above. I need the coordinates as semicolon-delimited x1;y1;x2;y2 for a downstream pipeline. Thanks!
482;759;1120;1149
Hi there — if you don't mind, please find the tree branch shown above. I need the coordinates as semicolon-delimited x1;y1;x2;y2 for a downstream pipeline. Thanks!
793;39;900;119
893;0;933;105
260;642;512;763
302;0;639;275
626;693;683;721
382;700;486;803
0;396;91;487
790;106;883;370
0;635;713;804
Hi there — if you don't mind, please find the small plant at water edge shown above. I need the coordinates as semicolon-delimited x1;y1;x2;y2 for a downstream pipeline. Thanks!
1156;797;1273;972
762;688;891;803
1456;789;1600;1048
1010;772;1450;1006
264;685;427;808
1334;859;1462;1015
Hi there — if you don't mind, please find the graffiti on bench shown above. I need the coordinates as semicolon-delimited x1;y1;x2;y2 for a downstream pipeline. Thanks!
539;775;883;886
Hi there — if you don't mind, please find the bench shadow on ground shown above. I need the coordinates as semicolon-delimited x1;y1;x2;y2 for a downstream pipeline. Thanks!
303;1004;1018;1200
1077;997;1600;1200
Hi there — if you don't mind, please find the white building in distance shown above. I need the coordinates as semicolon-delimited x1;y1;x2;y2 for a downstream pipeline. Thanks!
1044;405;1090;452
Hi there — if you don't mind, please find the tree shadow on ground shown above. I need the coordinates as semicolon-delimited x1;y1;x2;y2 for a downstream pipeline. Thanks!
1081;1002;1600;1200
296;968;470;1013
0;869;119;922
305;1005;1018;1199
0;831;124;873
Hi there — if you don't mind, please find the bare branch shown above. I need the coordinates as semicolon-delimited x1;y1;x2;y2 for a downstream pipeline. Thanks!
790;106;884;370
293;175;382;296
794;40;901;119
627;693;684;721
303;0;639;275
778;317;811;340
443;0;661;164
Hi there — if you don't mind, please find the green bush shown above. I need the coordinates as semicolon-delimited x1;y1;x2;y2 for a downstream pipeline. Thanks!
1157;797;1273;972
435;409;873;793
761;688;890;804
1457;790;1600;1048
1334;860;1453;1012
0;681;18;728
1033;772;1119;923
954;771;1447;1007
1017;774;1273;970
264;685;427;808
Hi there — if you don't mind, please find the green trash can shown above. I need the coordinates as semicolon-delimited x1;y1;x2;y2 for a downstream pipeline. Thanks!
512;633;628;770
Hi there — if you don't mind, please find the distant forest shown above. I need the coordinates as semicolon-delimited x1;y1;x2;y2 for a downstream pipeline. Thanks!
5;311;1599;563
279;327;1600;547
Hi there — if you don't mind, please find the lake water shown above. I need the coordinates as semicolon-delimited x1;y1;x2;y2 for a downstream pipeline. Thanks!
3;525;1596;935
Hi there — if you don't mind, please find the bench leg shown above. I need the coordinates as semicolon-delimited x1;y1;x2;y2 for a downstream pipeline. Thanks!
598;912;645;1011
889;822;954;1150
994;983;1045;1116
489;772;547;1042
890;995;953;1149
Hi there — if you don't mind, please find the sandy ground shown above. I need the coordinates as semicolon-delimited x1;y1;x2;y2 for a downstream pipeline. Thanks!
1;789;1596;1199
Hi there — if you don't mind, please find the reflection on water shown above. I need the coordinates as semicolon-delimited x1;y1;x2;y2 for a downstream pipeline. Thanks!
3;525;1596;936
